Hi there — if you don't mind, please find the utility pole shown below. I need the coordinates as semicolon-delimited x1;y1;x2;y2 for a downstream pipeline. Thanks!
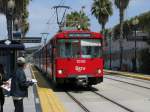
7;0;15;40
41;32;49;45
132;17;139;72
109;31;112;70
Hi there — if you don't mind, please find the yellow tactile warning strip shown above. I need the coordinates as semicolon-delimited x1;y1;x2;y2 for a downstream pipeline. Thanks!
104;70;150;81
30;64;67;112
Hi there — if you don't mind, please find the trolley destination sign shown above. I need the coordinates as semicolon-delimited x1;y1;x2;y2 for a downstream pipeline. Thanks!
69;33;91;38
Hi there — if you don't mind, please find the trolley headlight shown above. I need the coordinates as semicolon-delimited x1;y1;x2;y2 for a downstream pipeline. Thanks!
58;70;63;74
97;69;101;74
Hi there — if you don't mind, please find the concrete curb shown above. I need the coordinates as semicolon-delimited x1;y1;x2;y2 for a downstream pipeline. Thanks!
104;70;150;81
29;64;42;112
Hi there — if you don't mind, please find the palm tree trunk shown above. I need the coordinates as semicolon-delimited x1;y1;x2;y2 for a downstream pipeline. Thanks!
102;24;105;35
119;9;124;70
102;23;105;47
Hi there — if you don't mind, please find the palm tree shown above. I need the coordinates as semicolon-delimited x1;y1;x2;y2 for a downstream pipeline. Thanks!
0;0;31;36
91;0;113;69
91;0;113;34
79;11;90;30
66;11;90;30
66;12;79;27
14;0;31;35
114;0;130;70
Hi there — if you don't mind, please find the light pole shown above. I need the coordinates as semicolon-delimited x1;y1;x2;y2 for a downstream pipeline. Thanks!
132;17;139;72
79;6;85;29
14;18;19;31
108;30;112;70
7;0;15;40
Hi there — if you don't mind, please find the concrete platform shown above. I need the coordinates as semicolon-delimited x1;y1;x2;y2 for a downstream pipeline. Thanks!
3;64;38;112
31;65;66;112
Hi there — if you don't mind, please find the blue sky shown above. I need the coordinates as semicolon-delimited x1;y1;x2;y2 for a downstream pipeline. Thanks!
0;0;150;44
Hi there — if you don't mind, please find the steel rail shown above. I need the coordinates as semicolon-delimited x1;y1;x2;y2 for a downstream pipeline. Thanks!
92;91;134;112
104;77;150;90
65;91;91;112
105;74;150;85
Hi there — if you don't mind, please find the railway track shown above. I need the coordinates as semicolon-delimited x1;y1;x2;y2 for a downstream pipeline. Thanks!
106;74;150;85
65;91;91;112
92;91;134;112
104;76;150;90
65;90;134;112
32;66;140;112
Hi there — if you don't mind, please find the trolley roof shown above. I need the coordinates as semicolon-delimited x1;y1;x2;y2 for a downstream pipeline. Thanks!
52;30;103;40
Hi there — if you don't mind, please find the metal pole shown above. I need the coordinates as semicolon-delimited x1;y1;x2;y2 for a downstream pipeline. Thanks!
7;14;13;40
109;33;112;69
119;0;124;70
134;27;137;72
132;17;139;72
7;0;15;40
119;39;123;70
10;15;13;40
41;33;49;45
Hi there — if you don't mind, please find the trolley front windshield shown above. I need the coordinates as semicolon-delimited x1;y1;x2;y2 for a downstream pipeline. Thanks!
57;39;102;58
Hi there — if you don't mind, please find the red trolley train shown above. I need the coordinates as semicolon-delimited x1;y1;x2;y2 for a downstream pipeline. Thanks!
33;30;104;86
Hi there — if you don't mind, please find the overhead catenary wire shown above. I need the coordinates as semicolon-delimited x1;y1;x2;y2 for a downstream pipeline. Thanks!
47;0;65;24
45;0;69;33
46;0;65;24
41;0;66;42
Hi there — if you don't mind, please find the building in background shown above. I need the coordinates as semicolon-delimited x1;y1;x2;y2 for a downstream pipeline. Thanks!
104;31;150;73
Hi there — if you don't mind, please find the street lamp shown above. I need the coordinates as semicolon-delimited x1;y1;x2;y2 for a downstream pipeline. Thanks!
7;0;15;40
132;17;139;72
14;18;19;31
7;0;15;11
108;30;112;70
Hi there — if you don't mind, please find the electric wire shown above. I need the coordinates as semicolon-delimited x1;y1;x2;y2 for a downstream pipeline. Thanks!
41;0;66;43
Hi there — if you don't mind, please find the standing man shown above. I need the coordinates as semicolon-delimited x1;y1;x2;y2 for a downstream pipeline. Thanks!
11;57;34;112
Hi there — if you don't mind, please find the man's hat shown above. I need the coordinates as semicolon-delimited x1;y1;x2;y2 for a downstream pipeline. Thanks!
17;57;26;64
